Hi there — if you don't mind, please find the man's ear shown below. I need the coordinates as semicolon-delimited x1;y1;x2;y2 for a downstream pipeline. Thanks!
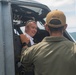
63;24;67;30
44;23;49;32
25;26;28;32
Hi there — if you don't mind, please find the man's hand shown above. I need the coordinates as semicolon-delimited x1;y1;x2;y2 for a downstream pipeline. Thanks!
20;34;30;44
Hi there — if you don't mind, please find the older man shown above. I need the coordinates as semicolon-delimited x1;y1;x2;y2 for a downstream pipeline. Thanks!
20;20;37;47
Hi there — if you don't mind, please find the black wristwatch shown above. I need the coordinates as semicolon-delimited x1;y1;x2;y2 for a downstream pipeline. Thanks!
22;42;27;47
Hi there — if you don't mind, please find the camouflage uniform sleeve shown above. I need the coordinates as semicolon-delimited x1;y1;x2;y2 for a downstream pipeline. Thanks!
17;46;34;75
20;45;35;72
74;43;76;65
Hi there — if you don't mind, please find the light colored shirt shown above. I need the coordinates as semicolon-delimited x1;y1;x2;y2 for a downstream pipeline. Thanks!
24;32;34;45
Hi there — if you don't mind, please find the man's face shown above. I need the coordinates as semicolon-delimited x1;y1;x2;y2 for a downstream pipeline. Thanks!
25;22;37;37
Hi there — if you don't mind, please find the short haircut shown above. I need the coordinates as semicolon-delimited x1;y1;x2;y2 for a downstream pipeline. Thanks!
25;20;36;26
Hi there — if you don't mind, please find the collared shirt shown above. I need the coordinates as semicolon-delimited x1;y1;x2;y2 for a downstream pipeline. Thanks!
21;36;76;75
24;32;34;45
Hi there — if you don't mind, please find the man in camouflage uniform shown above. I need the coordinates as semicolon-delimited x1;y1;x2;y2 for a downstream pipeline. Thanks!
20;10;76;75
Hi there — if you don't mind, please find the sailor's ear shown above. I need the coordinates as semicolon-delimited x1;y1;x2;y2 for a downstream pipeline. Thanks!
44;23;49;32
64;24;67;29
64;24;67;30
